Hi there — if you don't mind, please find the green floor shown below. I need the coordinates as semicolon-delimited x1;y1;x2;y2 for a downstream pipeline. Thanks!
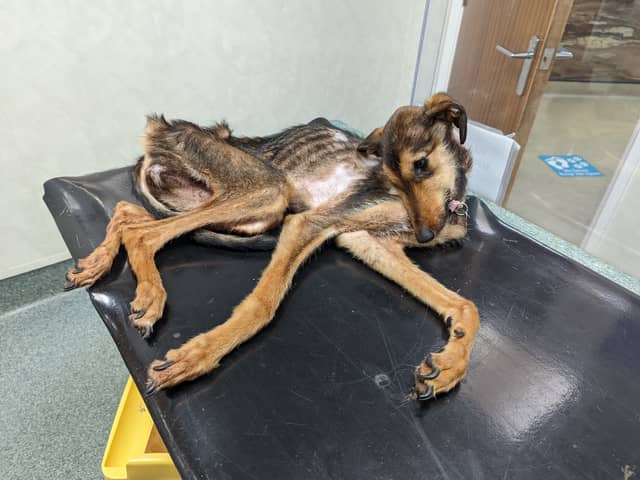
0;261;127;480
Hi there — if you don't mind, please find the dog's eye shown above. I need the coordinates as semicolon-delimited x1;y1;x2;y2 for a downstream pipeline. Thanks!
413;157;429;176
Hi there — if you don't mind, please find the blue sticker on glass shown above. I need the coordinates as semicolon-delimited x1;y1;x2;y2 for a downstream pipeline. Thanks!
539;155;603;177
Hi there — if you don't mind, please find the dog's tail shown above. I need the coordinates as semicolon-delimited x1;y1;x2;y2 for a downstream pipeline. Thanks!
191;229;278;251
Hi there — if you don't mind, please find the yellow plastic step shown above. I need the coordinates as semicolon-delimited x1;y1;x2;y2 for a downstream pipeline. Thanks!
102;377;179;480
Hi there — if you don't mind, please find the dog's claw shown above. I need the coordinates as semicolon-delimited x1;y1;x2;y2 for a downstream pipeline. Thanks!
417;384;435;401
453;328;465;338
133;309;146;320
416;353;441;381
445;317;452;328
438;239;463;249
418;353;440;380
153;360;174;371
137;324;153;339
63;279;76;291
424;353;435;368
71;264;84;274
417;366;440;381
144;380;158;396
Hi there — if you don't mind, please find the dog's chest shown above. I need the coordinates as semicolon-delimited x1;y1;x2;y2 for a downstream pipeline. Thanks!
292;164;367;209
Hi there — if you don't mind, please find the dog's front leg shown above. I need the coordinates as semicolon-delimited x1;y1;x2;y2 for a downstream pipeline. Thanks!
336;231;479;400
145;212;338;393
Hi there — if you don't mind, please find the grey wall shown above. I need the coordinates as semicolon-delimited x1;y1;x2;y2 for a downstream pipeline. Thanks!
0;0;424;279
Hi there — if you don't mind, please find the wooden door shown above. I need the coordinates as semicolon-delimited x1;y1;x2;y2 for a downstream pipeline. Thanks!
448;0;573;151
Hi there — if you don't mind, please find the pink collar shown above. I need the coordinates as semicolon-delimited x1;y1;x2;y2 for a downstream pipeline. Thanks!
448;199;468;216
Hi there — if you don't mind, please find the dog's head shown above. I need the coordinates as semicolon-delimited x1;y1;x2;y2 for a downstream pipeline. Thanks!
358;93;472;243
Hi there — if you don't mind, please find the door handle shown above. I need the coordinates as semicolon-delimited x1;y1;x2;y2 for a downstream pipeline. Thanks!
554;47;574;60
496;35;540;96
539;46;574;70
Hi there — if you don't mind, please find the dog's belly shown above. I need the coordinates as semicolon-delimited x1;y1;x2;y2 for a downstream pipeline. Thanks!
290;163;367;210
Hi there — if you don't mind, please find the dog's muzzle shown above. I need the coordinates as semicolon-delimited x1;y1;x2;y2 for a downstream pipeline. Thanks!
416;227;435;243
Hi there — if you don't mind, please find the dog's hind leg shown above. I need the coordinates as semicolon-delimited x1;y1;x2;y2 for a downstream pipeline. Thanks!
64;201;154;291
336;231;479;400
120;186;289;338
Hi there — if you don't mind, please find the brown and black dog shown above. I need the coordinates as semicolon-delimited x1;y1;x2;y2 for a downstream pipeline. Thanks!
65;93;479;401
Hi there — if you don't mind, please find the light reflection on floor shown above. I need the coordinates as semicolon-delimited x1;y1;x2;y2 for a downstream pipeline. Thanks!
471;323;578;441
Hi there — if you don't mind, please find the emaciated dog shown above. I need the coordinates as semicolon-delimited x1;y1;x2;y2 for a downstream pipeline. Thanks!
64;93;479;401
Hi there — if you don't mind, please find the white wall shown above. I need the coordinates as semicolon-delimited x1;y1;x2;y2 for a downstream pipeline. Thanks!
0;0;424;279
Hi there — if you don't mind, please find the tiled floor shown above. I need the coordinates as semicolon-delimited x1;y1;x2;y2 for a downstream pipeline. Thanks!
0;260;72;315
506;81;640;246
0;262;127;480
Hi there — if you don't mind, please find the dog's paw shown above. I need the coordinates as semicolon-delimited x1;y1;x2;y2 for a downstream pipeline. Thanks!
129;280;167;339
436;238;464;250
64;246;115;290
412;303;478;401
145;334;220;394
412;341;469;401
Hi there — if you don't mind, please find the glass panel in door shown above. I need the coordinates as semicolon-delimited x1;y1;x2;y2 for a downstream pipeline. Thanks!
505;0;640;278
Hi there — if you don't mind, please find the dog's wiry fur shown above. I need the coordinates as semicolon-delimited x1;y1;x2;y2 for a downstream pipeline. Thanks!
65;93;479;401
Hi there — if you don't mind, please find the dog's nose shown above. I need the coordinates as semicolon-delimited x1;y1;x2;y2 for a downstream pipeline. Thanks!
416;227;435;243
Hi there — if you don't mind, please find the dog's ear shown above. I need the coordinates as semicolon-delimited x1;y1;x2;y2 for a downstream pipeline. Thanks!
357;127;383;157
424;93;467;144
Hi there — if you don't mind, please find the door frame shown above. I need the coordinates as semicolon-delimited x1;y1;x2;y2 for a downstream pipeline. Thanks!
411;0;464;105
581;119;640;253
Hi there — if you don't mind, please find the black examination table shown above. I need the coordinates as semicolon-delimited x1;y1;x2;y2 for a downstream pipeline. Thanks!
44;166;640;479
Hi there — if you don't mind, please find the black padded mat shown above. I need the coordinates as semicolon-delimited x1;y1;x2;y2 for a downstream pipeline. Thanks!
44;167;640;479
